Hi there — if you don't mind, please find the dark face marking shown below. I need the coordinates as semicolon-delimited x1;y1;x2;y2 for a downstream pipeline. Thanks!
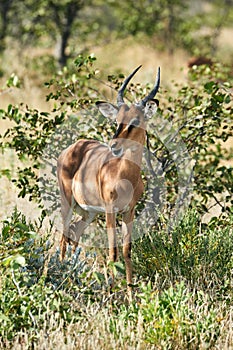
128;124;134;133
128;117;141;133
113;123;123;139
113;116;141;139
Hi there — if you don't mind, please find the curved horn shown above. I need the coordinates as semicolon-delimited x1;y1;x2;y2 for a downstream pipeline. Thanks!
117;65;142;107
141;67;160;106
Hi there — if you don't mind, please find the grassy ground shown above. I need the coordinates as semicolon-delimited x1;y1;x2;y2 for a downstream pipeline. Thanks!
0;209;232;349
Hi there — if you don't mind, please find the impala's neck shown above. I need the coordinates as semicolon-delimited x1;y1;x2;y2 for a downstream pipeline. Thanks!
120;132;145;171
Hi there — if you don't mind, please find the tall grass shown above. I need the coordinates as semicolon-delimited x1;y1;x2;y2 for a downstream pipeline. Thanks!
133;210;233;294
0;208;232;349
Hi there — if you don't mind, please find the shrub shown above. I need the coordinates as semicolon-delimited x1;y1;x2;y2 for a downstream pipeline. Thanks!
133;209;233;298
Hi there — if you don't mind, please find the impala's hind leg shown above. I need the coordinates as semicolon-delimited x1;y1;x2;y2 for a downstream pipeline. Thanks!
68;211;96;253
60;201;96;260
60;196;73;261
60;234;69;260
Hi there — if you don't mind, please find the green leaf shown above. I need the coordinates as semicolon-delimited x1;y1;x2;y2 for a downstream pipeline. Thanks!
12;255;26;268
114;262;125;274
93;272;105;283
225;95;231;104
6;74;21;88
204;81;215;93
1;254;26;269
15;222;29;231
0;313;10;323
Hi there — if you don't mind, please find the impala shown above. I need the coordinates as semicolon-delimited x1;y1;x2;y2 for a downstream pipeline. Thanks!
57;65;160;299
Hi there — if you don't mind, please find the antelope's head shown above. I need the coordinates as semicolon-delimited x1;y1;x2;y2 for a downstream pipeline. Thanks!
96;66;160;157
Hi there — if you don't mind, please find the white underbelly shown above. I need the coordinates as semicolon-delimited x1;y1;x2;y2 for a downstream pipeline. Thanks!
79;203;130;214
72;180;130;214
79;204;105;213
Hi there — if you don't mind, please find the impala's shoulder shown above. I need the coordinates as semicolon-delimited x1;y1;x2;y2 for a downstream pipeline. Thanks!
75;138;100;146
58;139;107;162
62;139;100;153
75;139;108;152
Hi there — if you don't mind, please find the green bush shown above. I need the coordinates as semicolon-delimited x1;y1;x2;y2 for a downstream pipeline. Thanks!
133;209;233;296
1;58;232;224
0;209;87;343
118;282;221;349
0;208;232;348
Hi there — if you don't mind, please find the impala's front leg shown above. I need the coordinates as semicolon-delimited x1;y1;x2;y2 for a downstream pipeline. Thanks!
122;209;134;302
106;211;118;290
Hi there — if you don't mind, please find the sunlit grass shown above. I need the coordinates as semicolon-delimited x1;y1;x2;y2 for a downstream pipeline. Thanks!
0;209;232;349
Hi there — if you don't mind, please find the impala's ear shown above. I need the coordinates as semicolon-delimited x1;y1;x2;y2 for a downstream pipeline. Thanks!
144;99;159;120
96;101;119;119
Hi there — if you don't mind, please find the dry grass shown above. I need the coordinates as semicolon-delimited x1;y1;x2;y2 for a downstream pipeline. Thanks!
94;38;190;86
3;288;233;350
5;312;146;350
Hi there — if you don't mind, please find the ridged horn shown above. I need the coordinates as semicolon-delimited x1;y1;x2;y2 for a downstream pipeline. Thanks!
117;65;142;107
141;67;160;106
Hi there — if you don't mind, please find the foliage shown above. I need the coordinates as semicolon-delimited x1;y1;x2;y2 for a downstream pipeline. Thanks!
0;57;232;224
0;104;65;202
108;0;199;54
0;0;87;65
0;208;232;348
119;282;222;349
1;0;233;66
162;64;233;218
133;209;233;296
0;208;95;342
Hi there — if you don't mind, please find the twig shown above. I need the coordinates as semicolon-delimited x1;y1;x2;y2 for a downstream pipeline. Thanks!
0;88;12;96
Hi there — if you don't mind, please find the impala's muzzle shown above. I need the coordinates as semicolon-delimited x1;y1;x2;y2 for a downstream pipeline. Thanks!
110;138;141;157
